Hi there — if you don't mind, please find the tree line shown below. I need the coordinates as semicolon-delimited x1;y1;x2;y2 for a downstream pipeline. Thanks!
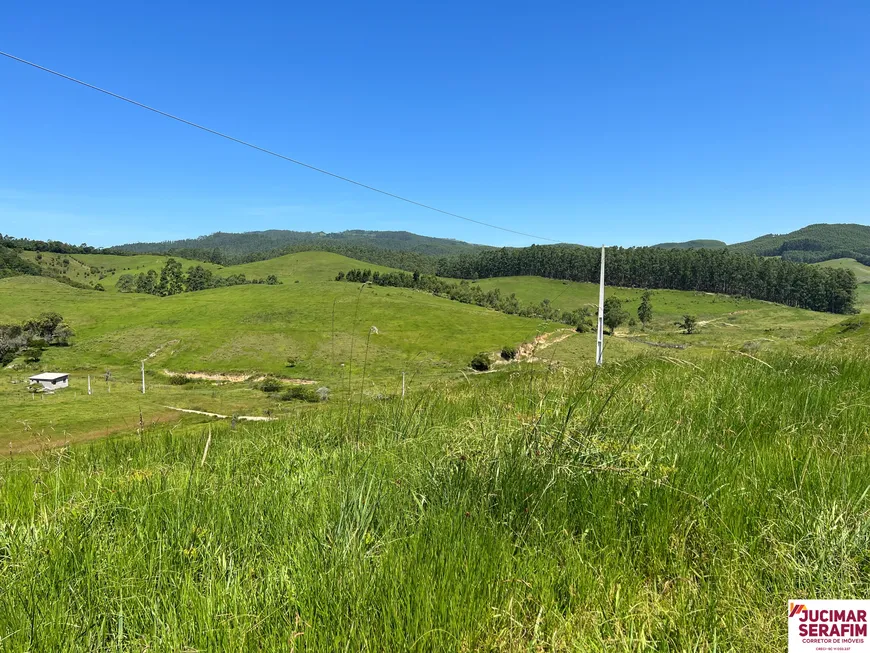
730;223;870;265
116;259;278;296
0;234;106;255
0;312;74;367
337;268;594;329
432;245;857;314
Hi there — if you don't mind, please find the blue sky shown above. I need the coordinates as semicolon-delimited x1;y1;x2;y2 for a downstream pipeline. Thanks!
1;1;868;248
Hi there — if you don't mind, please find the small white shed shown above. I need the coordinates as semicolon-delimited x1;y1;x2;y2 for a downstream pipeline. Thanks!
28;372;70;391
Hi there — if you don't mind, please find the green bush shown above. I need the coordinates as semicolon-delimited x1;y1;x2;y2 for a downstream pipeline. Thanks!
470;352;491;371
168;374;192;386
258;377;282;393
280;385;319;402
500;345;517;360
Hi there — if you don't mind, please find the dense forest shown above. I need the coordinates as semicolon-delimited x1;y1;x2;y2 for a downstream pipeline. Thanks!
0;233;104;255
0;245;41;279
729;223;870;265
432;245;856;314
109;229;489;264
653;239;727;249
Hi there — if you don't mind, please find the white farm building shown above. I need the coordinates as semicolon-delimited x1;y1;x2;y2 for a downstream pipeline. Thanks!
28;372;70;391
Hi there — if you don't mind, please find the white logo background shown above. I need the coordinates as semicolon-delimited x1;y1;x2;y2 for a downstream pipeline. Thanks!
789;600;870;652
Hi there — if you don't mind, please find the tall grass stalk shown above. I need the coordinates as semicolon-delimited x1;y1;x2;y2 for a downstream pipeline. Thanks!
1;351;869;650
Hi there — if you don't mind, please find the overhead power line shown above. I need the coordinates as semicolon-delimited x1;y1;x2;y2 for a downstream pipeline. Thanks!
0;50;559;244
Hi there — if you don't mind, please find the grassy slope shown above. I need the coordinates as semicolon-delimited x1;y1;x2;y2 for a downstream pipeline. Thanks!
1;353;868;650
0;253;557;447
20;251;224;290
815;257;870;282
1;250;859;449
814;257;870;310
472;275;842;355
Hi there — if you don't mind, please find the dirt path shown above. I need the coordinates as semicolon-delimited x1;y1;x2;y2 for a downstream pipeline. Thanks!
492;328;576;367
162;406;276;422
162;370;316;384
146;340;179;359
518;328;576;360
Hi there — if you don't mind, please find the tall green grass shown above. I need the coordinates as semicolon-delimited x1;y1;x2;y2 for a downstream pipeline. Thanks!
1;353;868;650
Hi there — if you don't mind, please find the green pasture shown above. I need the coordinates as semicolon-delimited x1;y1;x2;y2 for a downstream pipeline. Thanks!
0;351;868;649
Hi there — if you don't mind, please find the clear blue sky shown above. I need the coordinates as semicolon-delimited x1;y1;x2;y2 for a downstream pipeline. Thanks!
1;1;868;248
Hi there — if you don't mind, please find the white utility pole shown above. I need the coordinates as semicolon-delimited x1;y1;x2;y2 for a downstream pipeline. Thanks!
87;375;92;395
141;361;146;394
596;245;605;366
402;371;406;399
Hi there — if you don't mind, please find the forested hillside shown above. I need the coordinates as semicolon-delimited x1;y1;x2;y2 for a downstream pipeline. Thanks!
109;229;489;267
0;233;102;255
730;223;870;264
653;239;726;249
434;245;856;313
0;245;41;279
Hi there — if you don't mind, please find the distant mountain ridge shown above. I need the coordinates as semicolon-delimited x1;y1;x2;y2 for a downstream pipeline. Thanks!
104;229;490;270
652;223;870;265
728;223;870;265
110;229;486;257
652;239;727;250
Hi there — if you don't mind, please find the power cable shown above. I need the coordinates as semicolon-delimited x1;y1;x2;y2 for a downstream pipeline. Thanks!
0;50;560;244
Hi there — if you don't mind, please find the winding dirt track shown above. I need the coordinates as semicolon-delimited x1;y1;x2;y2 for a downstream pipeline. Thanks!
161;406;276;422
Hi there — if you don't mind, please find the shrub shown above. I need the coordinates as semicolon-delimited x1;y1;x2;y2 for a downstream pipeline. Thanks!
257;377;282;393
168;374;191;385
676;314;699;335
470;353;491;371
280;385;319;402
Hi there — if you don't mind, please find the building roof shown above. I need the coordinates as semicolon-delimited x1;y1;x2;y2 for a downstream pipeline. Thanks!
28;372;69;381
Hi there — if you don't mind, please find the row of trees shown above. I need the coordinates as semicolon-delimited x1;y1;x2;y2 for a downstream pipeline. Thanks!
0;245;40;279
0;233;104;255
337;269;594;329
117;259;278;296
434;245;857;314
0;312;73;366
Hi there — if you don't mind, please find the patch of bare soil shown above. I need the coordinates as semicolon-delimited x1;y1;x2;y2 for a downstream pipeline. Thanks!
147;340;180;359
493;328;576;366
162;370;316;384
162;406;276;421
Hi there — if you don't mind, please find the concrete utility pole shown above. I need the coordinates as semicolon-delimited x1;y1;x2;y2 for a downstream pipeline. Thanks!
87;375;92;395
596;245;605;367
402;371;406;399
141;361;146;394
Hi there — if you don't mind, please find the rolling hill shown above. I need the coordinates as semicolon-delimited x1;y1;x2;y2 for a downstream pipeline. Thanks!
108;229;490;268
729;223;870;264
652;239;727;249
1;247;852;449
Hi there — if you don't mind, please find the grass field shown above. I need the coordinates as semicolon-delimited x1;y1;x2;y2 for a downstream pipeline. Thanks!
1;249;869;648
3;251;863;450
0;253;561;447
1;351;868;650
814;257;870;310
20;251;224;290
